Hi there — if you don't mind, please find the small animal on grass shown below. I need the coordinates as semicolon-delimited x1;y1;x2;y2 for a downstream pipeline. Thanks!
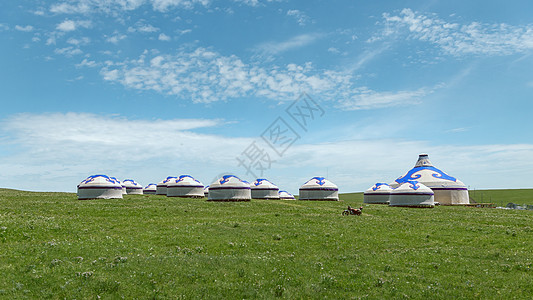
342;206;363;216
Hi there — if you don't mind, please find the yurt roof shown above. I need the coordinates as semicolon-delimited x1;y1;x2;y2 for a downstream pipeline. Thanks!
391;181;434;195
144;183;157;190
158;176;177;185
300;177;338;190
168;175;204;187
109;177;121;184
394;154;466;189
79;175;122;188
279;190;295;199
251;179;279;190
364;183;393;194
123;179;142;188
210;175;250;189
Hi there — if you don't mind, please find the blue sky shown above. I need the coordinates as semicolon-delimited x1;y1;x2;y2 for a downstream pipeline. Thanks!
1;0;533;194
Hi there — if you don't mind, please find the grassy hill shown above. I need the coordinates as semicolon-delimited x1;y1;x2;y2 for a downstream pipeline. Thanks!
0;188;532;299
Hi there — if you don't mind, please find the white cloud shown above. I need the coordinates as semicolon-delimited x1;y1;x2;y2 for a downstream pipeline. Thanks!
106;33;127;44
158;33;171;41
56;19;92;32
129;23;160;33
0;24;9;31
287;9;310;26
0;113;247;191
50;0;211;14
76;58;98;68
54;47;83;56
255;33;323;55
15;25;34;32
67;37;91;45
98;47;434;110
1;113;533;193
381;8;533;56
339;87;432;110
100;47;355;103
327;47;340;54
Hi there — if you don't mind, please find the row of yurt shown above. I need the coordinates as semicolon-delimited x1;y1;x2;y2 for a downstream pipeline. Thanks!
363;154;468;207
78;176;148;199
78;174;332;201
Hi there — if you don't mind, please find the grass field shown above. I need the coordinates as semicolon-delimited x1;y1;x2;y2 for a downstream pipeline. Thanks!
468;189;533;207
1;188;532;299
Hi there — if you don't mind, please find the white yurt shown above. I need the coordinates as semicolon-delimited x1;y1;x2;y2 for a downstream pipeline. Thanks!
111;177;126;194
392;154;469;205
156;176;177;195
143;183;157;194
250;179;280;199
167;175;205;198
389;181;435;208
278;190;296;200
363;183;393;204
77;175;123;200
122;179;143;195
299;177;339;201
203;186;209;198
208;175;251;202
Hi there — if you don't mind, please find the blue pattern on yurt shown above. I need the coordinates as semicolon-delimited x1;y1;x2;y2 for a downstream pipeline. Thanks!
395;166;456;187
163;176;177;184
306;177;326;186
177;175;201;183
372;183;390;191
82;175;113;184
219;175;242;184
123;179;140;186
253;179;272;186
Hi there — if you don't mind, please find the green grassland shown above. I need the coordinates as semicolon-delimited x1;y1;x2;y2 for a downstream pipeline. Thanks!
1;188;532;299
468;189;533;207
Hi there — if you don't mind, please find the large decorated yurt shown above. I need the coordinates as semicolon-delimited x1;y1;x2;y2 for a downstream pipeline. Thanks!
167;175;205;198
208;175;251;202
389;181;434;208
123;179;143;195
299;177;339;201
111;177;126;194
278;190;296;200
156;176;177;195
364;183;392;204
77;175;123;200
203;186;209;198
143;183;157;194
392;154;469;205
250;179;280;199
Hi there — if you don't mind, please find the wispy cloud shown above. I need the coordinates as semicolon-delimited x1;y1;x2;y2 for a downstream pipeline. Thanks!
287;9;311;26
54;46;83;57
56;19;92;32
380;8;533;56
48;0;276;15
99;47;355;103
339;87;433;111
106;33;127;44
158;33;171;41
97;47;438;110
254;33;323;56
67;37;91;46
15;25;34;32
2;113;533;192
128;22;160;33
